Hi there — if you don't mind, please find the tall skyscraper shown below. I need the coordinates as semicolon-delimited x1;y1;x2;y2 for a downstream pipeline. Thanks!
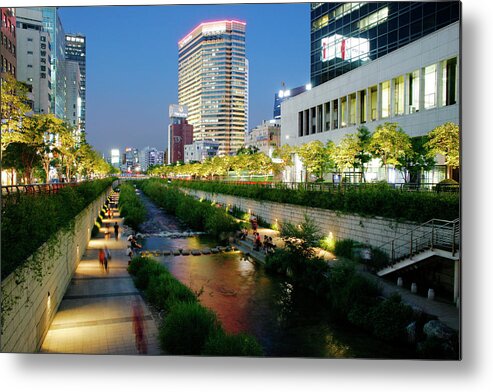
65;33;86;131
178;20;248;156
310;2;460;87
64;60;81;129
1;7;17;77
15;8;52;114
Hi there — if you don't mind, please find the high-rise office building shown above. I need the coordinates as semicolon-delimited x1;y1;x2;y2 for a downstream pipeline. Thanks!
15;8;52;114
310;2;460;87
64;59;81;129
273;84;311;120
35;7;66;119
167;104;193;164
1;7;17;77
65;33;86;131
178;20;248;156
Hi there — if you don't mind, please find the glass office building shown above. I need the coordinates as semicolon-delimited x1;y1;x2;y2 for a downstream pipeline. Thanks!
311;2;460;87
178;20;248;156
65;33;86;132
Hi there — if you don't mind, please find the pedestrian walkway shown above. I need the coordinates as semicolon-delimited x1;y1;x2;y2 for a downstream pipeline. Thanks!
40;191;161;355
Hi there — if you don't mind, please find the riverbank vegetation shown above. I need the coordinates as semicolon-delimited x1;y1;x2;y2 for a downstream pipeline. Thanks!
138;179;240;239
1;178;115;279
265;217;459;358
118;182;147;231
128;256;263;356
172;180;459;222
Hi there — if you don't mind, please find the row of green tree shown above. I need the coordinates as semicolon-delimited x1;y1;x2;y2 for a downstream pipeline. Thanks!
1;74;117;185
147;121;459;182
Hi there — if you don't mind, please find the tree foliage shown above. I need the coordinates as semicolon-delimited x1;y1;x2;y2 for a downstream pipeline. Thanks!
425;122;460;178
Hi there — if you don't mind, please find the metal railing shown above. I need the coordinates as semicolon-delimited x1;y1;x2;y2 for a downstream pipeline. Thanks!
1;182;79;197
379;218;460;266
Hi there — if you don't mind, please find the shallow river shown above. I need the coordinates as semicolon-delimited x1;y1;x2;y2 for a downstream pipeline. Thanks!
137;191;415;358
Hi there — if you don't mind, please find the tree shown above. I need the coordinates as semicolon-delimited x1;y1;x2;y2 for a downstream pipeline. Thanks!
21;114;66;183
57;124;79;181
333;133;360;181
236;145;259;155
355;126;372;182
0;74;31;153
369;122;412;182
424;122;460;179
1;142;41;184
396;136;436;183
297;140;335;182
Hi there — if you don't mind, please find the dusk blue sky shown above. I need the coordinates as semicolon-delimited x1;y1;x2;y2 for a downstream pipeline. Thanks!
58;3;310;157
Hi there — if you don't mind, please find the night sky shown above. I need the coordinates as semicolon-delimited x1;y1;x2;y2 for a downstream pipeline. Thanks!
58;3;310;157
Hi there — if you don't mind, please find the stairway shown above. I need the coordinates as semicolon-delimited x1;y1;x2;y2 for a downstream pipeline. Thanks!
376;218;460;277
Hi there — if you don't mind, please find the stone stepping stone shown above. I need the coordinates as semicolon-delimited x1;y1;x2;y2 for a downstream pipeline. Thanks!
201;248;211;255
181;249;190;255
161;250;171;256
173;250;181;256
218;246;227;252
210;248;219;254
191;250;202;256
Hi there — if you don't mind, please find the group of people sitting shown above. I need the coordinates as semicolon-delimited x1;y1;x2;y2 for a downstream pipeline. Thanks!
253;232;276;254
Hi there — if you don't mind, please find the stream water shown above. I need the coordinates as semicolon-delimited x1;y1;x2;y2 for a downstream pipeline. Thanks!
136;190;415;358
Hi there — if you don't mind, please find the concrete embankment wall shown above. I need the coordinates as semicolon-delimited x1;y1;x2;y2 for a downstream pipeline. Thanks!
1;185;113;353
180;188;418;255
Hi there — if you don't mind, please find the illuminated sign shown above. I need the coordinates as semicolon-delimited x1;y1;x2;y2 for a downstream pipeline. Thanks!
202;22;227;36
169;104;188;119
321;34;369;62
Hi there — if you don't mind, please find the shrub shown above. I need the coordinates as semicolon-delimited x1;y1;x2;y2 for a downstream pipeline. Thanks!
202;332;264;357
134;259;163;290
368;294;415;343
118;182;147;230
159;302;221;355
145;273;196;311
1;178;114;279
333;239;355;259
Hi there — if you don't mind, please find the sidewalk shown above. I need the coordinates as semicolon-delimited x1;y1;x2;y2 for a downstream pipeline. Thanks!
40;191;161;355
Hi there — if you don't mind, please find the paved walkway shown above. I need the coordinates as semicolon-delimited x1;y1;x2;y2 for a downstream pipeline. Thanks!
40;191;161;355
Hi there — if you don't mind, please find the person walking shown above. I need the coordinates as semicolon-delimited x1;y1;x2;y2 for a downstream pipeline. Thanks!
104;246;111;271
132;299;147;354
98;248;105;268
114;221;119;240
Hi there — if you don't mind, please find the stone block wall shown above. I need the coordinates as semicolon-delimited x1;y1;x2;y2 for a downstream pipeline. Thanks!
1;186;112;353
181;188;419;257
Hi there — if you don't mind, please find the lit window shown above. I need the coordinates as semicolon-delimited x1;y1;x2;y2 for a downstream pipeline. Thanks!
424;64;437;109
381;81;390;118
358;7;389;32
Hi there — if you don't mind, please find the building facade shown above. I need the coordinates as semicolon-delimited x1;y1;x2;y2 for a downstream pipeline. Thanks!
15;8;52;114
245;119;281;157
282;20;460;183
64;60;81;129
65;33;86;131
167;104;194;164
178;20;248;156
310;2;460;87
35;7;66;119
184;140;220;163
1;7;16;77
139;146;165;172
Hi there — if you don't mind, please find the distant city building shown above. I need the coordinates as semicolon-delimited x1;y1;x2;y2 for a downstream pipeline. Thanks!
184;140;220;163
245;119;281;157
273;84;311;120
65;33;86;132
1;7;17;77
178;20;248;156
110;149;120;168
167;104;193;164
139;146;165;172
15;8;52;114
122;147;139;172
